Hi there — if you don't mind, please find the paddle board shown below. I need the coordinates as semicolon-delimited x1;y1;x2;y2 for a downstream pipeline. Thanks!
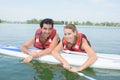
0;46;120;70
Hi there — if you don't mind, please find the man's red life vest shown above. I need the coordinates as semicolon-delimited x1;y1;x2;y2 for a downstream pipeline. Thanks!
62;33;90;53
34;28;56;49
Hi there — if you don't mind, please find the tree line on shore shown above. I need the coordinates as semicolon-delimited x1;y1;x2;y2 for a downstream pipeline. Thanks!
0;19;120;27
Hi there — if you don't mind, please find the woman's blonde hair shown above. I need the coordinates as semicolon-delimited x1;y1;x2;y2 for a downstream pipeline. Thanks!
64;24;78;35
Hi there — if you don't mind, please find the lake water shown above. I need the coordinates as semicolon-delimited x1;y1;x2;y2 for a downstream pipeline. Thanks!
0;24;120;80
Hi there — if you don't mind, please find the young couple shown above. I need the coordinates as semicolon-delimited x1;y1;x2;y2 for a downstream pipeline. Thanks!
20;18;97;72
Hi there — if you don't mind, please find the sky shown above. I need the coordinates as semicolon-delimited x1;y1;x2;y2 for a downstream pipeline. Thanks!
0;0;120;22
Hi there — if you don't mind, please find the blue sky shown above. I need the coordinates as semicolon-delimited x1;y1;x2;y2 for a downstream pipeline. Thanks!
0;0;120;22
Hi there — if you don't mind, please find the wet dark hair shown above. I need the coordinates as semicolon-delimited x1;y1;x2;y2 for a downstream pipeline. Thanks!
40;18;54;28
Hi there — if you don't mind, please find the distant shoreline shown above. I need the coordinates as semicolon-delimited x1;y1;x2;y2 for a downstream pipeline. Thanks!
0;19;120;27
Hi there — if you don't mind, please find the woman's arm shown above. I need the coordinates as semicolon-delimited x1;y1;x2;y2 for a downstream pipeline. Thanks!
70;38;97;72
52;41;70;69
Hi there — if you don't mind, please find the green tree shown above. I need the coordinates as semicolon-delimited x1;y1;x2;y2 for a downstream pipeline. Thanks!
0;19;1;23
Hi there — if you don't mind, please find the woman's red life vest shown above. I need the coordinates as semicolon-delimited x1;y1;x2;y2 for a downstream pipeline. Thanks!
62;33;90;53
34;28;56;49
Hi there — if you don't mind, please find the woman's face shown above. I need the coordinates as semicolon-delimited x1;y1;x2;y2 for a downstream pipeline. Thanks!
41;24;53;38
64;28;76;43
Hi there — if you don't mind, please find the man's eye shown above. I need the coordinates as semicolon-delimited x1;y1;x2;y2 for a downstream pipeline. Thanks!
49;28;52;30
43;28;47;30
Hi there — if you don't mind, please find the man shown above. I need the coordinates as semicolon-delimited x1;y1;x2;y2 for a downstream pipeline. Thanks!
20;18;59;63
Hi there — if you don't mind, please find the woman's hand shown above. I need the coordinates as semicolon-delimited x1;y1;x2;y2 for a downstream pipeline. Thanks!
62;63;70;70
69;67;81;72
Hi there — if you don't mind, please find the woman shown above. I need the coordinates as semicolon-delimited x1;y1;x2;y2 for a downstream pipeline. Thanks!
52;24;97;72
20;18;59;63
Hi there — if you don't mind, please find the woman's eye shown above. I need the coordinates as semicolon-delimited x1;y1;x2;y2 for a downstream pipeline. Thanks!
64;34;67;36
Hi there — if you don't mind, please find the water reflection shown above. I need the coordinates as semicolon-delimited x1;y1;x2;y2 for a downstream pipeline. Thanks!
27;60;96;80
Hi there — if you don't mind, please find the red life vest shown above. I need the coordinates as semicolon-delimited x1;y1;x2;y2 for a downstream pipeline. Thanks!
34;28;56;49
62;33;90;53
